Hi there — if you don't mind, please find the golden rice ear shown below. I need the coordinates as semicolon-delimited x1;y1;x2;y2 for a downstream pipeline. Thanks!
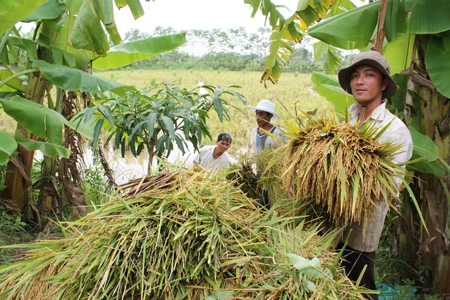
279;112;407;233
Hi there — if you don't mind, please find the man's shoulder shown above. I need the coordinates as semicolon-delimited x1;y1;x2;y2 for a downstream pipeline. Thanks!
383;109;409;131
379;110;413;147
222;152;233;160
199;145;215;153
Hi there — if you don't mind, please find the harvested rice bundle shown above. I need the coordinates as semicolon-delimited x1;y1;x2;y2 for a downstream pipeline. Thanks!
226;159;261;200
0;169;260;299
0;168;366;299
281;114;405;230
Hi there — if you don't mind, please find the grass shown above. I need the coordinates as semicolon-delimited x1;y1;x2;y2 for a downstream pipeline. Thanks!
0;208;33;265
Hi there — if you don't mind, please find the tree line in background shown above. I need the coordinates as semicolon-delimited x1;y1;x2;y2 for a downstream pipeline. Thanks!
120;26;355;73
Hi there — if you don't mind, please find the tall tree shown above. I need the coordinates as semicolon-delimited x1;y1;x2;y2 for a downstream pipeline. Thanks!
0;0;186;224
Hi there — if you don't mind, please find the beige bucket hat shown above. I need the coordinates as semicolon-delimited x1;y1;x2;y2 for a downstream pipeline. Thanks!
338;51;398;99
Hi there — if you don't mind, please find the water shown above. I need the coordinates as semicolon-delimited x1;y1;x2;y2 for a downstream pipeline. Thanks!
34;141;196;185
98;143;196;184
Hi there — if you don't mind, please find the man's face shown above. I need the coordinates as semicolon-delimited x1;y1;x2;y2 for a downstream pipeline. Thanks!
215;139;231;154
350;65;387;105
255;110;272;127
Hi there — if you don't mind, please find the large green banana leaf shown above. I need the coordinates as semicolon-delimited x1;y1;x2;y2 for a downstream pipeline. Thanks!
385;0;450;42
307;2;379;50
92;33;188;70
0;96;67;145
16;134;70;159
32;60;131;94
70;0;111;56
0;131;17;165
426;35;450;99
382;33;414;76
0;0;47;35
46;0;91;70
401;0;450;35
408;126;445;178
21;0;65;22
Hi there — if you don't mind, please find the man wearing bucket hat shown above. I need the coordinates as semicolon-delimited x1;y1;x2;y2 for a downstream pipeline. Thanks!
247;99;286;209
247;99;285;155
336;51;413;299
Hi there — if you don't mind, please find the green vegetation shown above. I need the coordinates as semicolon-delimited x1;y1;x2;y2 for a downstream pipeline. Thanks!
1;0;449;298
0;168;364;299
92;69;331;156
120;27;336;73
0;207;31;265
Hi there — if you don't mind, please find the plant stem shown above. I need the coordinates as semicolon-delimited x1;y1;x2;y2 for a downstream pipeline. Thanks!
374;0;389;52
0;26;13;53
0;68;39;90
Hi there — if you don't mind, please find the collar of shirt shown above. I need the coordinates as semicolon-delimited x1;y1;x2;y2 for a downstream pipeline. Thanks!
349;101;388;125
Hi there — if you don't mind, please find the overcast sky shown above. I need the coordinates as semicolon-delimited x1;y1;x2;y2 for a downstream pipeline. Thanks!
19;0;364;35
115;0;292;35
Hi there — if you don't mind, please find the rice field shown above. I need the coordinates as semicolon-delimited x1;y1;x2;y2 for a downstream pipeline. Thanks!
0;69;332;181
94;69;332;156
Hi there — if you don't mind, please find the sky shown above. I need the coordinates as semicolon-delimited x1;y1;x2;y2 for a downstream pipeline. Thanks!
115;0;364;35
19;0;364;36
114;0;290;35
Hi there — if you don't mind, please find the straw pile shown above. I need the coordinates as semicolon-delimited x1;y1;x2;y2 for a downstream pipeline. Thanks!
226;160;260;200
280;114;404;230
0;168;365;299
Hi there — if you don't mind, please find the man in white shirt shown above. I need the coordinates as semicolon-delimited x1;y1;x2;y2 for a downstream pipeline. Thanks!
247;99;285;155
336;51;413;299
247;99;286;208
193;133;233;174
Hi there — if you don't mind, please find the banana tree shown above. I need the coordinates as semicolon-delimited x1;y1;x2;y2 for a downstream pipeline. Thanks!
244;0;357;85
245;0;450;294
0;0;186;224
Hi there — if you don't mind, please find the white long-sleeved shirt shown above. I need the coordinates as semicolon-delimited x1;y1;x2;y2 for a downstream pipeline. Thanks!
341;102;413;252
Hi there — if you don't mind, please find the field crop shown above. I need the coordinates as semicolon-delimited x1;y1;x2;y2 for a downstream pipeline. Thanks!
0;69;332;174
94;69;332;157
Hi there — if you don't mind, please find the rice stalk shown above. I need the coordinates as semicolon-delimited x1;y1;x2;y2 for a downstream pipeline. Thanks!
279;112;406;231
0;168;367;299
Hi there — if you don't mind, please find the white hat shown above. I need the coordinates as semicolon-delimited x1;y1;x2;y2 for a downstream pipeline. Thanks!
247;99;280;119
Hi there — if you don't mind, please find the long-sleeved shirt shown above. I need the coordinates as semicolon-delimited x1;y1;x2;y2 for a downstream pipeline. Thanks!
340;101;413;252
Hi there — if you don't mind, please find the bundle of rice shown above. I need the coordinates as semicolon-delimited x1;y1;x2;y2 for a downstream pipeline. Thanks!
0;168;366;299
226;159;261;200
280;113;405;230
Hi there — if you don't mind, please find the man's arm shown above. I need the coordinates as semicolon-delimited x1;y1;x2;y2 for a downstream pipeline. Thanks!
388;125;413;190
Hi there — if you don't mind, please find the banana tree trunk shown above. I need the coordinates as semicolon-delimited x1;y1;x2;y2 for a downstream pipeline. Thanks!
2;71;47;221
398;200;416;279
417;84;450;294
